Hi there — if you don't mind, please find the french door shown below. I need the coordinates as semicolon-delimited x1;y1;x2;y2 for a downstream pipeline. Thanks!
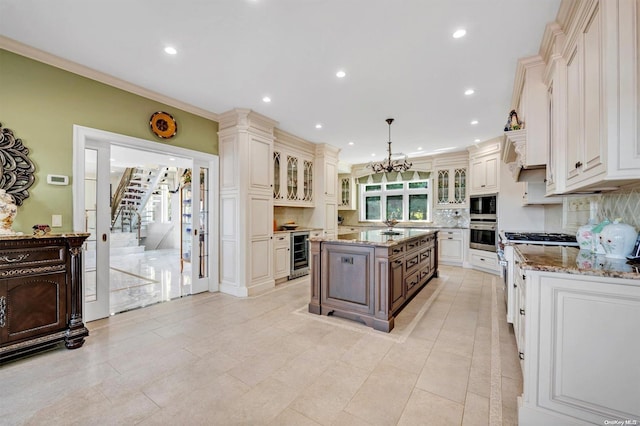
74;126;218;322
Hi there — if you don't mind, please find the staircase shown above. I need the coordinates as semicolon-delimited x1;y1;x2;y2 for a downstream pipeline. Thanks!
111;166;168;244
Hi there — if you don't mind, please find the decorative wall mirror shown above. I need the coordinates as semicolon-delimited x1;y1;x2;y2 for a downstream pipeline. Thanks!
0;122;36;205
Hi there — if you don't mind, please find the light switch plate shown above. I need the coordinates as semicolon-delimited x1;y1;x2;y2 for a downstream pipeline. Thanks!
52;214;62;227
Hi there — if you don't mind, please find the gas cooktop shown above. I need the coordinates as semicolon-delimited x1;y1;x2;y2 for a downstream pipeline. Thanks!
502;232;579;246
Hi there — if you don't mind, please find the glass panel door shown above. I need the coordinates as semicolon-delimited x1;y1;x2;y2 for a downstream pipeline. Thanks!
190;160;211;294
83;143;110;321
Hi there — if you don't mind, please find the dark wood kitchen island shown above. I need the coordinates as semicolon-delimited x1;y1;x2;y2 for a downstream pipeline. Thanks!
308;228;438;332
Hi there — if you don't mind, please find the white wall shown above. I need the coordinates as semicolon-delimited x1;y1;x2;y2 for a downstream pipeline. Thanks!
497;161;546;232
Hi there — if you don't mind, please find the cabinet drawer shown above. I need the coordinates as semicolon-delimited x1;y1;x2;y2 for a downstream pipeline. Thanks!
404;269;421;293
0;245;66;269
470;251;498;270
405;239;421;251
389;244;405;256
273;234;289;248
405;252;421;274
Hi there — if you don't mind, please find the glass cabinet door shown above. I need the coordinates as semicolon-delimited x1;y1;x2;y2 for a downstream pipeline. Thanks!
303;160;313;202
454;168;466;203
287;155;298;200
437;169;449;204
273;151;282;199
340;178;350;206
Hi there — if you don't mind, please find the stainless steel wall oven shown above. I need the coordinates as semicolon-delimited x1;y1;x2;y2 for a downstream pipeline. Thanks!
469;194;497;252
469;221;497;252
290;231;310;278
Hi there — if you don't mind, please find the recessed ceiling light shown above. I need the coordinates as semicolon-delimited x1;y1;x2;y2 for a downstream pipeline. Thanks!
453;29;466;39
169;157;176;161
417;147;423;151
315;124;323;129
464;89;475;96
110;158;115;162
470;120;479;125
348;141;354;146
164;46;177;55
262;96;271;103
336;70;346;78
474;138;481;143
371;153;376;157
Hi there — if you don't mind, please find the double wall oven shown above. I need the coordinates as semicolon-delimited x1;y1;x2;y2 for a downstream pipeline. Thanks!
469;194;497;252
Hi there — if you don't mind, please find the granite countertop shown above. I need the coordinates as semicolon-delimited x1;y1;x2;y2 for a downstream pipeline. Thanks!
310;228;438;247
514;245;640;280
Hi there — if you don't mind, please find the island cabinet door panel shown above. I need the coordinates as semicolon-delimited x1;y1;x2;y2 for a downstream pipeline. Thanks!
1;273;67;344
322;245;375;315
389;258;404;311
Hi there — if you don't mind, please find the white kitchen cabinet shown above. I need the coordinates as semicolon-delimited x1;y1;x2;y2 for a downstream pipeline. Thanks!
468;139;501;196
437;228;465;265
273;148;314;207
547;0;640;194
518;269;640;425
512;250;526;373
310;144;340;238
273;233;290;280
219;109;277;297
469;153;499;195
433;152;469;208
469;249;499;273
338;174;356;210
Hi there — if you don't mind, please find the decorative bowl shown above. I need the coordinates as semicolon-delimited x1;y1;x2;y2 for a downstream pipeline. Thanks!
282;223;299;230
383;219;398;228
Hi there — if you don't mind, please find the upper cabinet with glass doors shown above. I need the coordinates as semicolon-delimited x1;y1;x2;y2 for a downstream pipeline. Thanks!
273;130;316;207
338;174;356;210
433;152;469;208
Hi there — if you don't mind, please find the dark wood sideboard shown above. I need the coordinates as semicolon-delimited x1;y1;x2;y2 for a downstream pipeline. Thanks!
0;234;90;363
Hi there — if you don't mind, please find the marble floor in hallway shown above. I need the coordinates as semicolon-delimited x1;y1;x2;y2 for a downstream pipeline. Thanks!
108;248;192;314
0;266;523;425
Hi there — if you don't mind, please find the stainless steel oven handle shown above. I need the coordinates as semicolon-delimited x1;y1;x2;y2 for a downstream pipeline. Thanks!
469;223;496;230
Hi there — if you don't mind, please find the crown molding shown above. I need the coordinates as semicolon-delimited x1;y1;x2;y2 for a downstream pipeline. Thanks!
0;36;219;121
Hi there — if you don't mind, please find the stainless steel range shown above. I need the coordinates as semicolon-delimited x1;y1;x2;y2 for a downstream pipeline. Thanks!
498;231;578;324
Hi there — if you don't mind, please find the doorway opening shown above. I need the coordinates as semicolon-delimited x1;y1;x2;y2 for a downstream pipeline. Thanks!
74;126;219;322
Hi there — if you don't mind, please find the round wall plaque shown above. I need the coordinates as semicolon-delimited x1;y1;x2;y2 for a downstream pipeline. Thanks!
149;111;177;139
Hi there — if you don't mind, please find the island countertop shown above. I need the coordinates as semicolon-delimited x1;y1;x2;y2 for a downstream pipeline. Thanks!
309;228;438;247
514;245;640;280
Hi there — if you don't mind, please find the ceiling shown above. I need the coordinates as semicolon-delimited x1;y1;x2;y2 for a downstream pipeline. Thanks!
1;0;561;166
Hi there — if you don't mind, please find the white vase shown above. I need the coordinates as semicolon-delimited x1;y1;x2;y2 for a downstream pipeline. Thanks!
0;189;17;235
599;219;638;259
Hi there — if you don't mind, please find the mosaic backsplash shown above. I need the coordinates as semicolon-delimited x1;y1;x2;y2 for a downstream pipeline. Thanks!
564;184;640;232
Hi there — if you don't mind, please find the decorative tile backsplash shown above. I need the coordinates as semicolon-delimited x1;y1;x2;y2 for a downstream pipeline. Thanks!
599;185;640;230
564;184;640;232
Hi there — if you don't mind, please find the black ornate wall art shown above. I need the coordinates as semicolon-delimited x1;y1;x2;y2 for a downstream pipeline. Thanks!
0;123;36;206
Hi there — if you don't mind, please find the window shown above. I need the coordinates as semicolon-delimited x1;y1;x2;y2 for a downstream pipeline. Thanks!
359;180;431;222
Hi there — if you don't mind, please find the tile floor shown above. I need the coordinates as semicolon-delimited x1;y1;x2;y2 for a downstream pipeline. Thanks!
108;249;192;314
0;266;523;425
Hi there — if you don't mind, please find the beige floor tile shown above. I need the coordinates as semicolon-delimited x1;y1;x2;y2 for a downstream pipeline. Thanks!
270;408;322;425
432;328;476;358
339;334;394;372
415;349;471;404
462;391;489;426
397;388;464;426
330;411;375;426
344;363;418;425
289;360;369;425
381;337;434;374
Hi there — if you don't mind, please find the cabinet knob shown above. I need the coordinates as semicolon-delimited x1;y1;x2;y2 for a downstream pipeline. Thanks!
520;308;525;316
481;184;486;187
575;161;583;168
519;352;524;360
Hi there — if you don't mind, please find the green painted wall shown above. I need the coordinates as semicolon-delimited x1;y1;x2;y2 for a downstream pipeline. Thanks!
0;49;218;233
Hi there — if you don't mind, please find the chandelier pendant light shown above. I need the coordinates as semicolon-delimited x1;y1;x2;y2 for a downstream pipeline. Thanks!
368;118;412;173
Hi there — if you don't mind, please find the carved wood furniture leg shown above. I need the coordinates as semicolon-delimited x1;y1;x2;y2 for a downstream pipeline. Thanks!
65;236;89;349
